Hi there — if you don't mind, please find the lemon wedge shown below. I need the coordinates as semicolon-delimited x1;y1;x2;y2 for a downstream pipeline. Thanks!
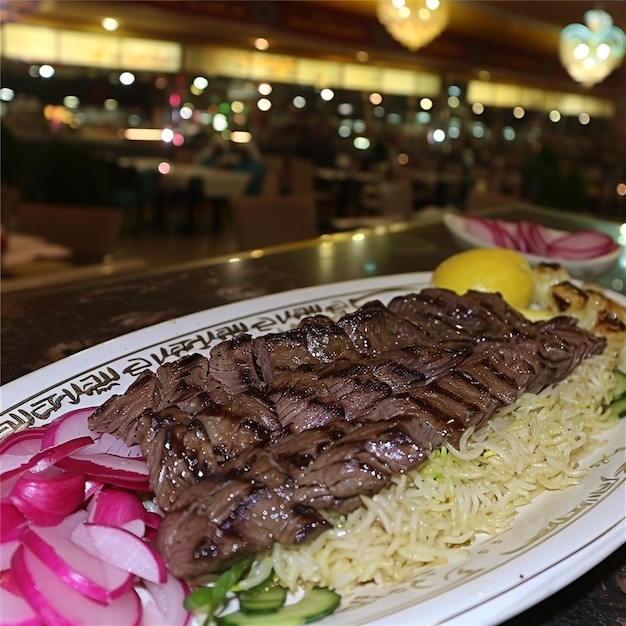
432;248;535;310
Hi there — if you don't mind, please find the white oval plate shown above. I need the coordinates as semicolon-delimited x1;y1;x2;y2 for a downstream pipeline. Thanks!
1;272;624;626
443;212;623;281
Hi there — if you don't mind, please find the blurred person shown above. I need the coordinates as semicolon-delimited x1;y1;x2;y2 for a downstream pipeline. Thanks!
233;141;266;196
194;134;232;168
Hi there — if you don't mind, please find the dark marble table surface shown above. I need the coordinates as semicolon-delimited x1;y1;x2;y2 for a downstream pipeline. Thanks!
2;203;624;624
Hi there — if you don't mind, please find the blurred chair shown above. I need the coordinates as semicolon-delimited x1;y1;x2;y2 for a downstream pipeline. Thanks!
287;156;337;223
1;183;21;228
261;154;286;197
375;180;413;220
15;202;123;262
331;180;413;231
229;194;318;250
287;157;315;194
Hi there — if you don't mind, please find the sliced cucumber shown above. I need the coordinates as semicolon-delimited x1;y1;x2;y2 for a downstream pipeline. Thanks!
609;369;626;419
216;587;341;626
612;368;626;402
239;573;287;614
610;395;626;419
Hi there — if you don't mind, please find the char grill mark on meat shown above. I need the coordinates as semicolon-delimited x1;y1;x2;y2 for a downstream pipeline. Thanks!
136;407;212;511
267;343;471;433
291;416;431;510
157;448;329;579
269;368;346;433
88;353;216;446
388;289;533;340
252;316;360;387
154;353;212;410
336;300;427;353
209;335;263;398
378;340;475;385
192;392;281;464
137;392;281;511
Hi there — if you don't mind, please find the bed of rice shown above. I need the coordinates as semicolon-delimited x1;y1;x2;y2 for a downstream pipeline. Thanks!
270;350;620;596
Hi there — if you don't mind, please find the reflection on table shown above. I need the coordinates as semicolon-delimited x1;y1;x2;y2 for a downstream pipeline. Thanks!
2;204;148;293
2;232;72;270
1;252;147;294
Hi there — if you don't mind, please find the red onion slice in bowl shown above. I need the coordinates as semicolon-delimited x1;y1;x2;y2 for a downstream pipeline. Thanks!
547;230;618;260
443;212;622;280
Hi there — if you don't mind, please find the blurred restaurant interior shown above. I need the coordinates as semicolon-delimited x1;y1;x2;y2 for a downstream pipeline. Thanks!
1;0;626;282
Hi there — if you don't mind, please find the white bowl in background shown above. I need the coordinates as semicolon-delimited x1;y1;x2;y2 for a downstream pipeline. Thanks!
443;212;622;281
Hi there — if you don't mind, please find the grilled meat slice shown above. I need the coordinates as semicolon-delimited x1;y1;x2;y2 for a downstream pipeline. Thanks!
88;370;159;445
137;406;212;511
269;368;346;433
88;353;216;446
336;299;427;354
388;288;533;341
157;447;329;579
137;392;281;511
292;416;436;511
193;392;281;464
252;315;360;386
209;334;263;398
269;361;392;430
528;315;607;392
376;339;475;385
267;341;475;433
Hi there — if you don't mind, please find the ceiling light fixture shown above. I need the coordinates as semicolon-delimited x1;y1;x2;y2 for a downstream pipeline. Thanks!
102;17;119;31
377;0;449;52
560;10;625;87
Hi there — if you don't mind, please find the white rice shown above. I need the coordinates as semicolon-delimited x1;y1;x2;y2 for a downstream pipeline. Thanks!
271;351;620;596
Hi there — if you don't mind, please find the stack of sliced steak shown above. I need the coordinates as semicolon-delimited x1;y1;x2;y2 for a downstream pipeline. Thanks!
88;288;606;579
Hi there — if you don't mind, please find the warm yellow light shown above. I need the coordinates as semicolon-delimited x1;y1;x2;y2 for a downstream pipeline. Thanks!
377;0;449;51
230;131;252;144
102;17;119;31
122;128;165;141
